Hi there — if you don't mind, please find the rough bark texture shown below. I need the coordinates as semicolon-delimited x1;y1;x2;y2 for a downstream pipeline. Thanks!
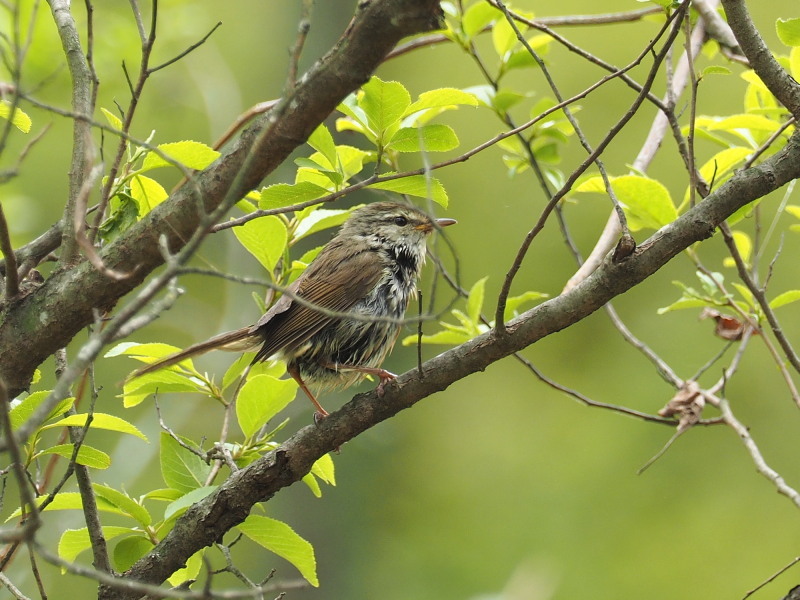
0;0;444;399
103;130;800;598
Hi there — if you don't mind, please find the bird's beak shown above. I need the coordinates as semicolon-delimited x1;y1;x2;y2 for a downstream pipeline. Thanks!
435;218;457;228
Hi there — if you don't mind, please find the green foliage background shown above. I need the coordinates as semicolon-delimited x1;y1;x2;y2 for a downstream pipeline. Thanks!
4;0;800;598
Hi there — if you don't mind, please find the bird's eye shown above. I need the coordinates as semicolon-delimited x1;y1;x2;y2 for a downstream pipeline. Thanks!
393;216;408;226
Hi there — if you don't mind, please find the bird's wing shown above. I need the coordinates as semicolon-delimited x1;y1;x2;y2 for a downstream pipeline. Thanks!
250;241;386;362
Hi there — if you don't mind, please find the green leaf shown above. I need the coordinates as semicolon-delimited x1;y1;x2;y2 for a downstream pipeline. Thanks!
492;14;517;57
106;342;183;360
656;297;709;314
701;65;732;77
238;515;318;587
576;175;676;230
403;88;479;125
769;290;800;310
360;77;411;141
130;175;168;213
722;230;752;268
302;473;322;497
0;101;31;133
42;413;148;441
294;208;351;240
232;215;288;271
168;549;204;587
113;536;153;573
706;114;780;134
93;484;152;527
330;145;371;181
792;47;800;82
258;181;329;210
368;174;448;207
160;432;211;494
777;17;800;46
504;290;548;321
143;488;184;503
9;391;75;431
122;370;207;408
236;375;298;438
307;124;337;167
466;277;488;325
142;141;220;171
387;124;459;153
461;2;499;39
164;486;217;520
310;453;335;486
59;527;135;565
5;492;126;521
101;107;123;130
402;329;473;346
36;444;111;470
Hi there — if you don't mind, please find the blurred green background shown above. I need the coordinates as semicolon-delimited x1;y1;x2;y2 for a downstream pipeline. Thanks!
3;1;800;598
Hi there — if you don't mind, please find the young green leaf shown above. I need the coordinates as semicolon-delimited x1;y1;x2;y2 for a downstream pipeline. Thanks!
294;208;352;240
36;444;111;470
310;453;335;486
466;277;488;325
368;174;448;207
101;107;123;130
461;2;499;39
168;549;204;587
777;17;800;47
0;101;32;133
93;484;152;527
163;486;217;520
236;375;298;439
5;492;125;522
576;175;676;231
59;527;136;565
9;391;75;431
722;230;752;268
387;124;460;153
42;413;148;441
232;215;288;271
160;432;211;494
360;77;411;143
113;536;154;573
259;181;329;210
141;140;220;171
769;290;800;310
238;515;319;587
122;370;207;408
307;124;338;168
130;175;168;213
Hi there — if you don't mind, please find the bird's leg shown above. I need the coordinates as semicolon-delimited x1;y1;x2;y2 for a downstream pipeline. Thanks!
322;362;397;398
287;364;329;421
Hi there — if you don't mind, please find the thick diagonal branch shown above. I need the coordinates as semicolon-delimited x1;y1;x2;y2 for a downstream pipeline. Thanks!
102;131;800;600
0;0;444;399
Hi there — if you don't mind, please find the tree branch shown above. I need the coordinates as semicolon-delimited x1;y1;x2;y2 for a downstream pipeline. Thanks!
0;0;445;399
103;130;800;599
720;0;800;118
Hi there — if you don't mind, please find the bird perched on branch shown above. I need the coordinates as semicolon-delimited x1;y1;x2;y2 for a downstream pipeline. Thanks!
130;201;456;419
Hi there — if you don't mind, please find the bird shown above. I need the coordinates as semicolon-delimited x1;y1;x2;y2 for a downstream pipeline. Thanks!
130;201;456;419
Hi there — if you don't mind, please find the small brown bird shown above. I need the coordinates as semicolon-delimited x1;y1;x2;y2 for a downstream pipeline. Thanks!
131;201;456;418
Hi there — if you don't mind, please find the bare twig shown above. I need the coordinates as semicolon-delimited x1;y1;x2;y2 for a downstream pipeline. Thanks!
743;556;800;599
494;3;688;332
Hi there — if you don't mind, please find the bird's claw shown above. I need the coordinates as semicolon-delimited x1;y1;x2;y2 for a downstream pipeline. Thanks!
375;370;397;398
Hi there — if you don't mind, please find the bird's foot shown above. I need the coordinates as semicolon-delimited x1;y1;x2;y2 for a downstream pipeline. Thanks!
375;369;397;398
313;408;329;426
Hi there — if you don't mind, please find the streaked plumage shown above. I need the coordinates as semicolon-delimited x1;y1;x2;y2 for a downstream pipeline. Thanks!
131;202;456;417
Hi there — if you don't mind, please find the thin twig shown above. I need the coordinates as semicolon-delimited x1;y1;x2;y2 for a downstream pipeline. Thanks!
494;3;688;332
742;556;800;599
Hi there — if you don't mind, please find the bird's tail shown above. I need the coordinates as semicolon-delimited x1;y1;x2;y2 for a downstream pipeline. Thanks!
128;327;263;380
